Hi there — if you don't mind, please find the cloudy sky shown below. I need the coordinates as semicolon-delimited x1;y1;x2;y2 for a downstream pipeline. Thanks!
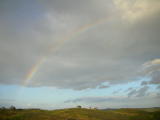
0;0;160;109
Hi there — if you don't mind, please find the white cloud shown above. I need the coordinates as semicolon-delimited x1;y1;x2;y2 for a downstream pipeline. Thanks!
114;0;160;22
143;59;160;67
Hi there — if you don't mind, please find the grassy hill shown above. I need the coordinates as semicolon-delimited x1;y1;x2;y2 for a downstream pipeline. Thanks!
0;108;160;120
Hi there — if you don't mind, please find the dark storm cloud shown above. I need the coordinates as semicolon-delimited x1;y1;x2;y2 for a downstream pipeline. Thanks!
0;0;160;90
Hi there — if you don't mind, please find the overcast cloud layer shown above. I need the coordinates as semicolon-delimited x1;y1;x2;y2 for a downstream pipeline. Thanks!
0;0;160;90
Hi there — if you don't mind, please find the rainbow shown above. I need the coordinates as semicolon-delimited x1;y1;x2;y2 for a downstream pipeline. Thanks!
24;17;109;86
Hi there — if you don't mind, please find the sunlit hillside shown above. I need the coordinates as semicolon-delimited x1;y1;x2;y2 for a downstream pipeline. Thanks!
0;108;160;120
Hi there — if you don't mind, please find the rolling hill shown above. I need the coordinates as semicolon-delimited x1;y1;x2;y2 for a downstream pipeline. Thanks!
0;107;160;120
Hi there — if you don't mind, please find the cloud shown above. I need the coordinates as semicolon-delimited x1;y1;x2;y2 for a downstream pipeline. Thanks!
128;89;137;97
143;59;160;67
39;0;114;21
149;71;160;84
98;85;110;89
127;86;149;97
64;95;160;108
124;87;133;92
156;85;160;90
141;81;148;86
112;89;122;94
0;0;160;90
140;59;160;85
113;0;160;22
135;86;149;97
0;99;16;107
65;96;126;103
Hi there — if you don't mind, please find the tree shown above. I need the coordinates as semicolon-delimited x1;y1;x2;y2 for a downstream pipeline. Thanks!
77;105;82;108
10;105;16;110
0;106;6;110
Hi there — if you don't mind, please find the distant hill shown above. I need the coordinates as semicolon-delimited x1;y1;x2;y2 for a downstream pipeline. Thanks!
0;107;160;120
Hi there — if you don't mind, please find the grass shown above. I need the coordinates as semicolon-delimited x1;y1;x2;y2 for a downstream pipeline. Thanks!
0;108;160;120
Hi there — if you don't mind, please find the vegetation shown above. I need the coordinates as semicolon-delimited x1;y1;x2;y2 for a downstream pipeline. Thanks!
0;107;160;120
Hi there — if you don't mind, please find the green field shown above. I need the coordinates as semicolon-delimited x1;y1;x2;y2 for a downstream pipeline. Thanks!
0;108;160;120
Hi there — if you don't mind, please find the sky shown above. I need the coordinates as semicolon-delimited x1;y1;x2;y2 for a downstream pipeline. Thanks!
0;0;160;109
